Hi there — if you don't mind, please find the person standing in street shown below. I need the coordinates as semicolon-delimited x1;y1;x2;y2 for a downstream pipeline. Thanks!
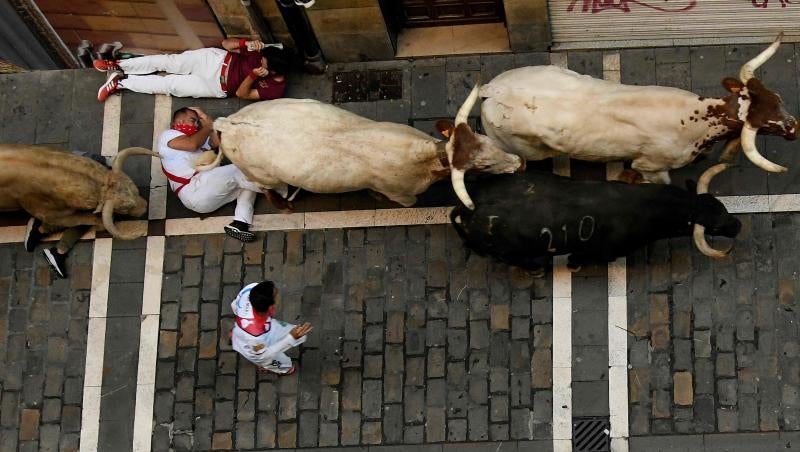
230;280;313;375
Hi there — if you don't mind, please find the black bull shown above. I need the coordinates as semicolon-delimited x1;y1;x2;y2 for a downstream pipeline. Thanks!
450;171;742;271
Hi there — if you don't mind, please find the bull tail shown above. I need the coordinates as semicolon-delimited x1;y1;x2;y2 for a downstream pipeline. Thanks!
195;149;223;171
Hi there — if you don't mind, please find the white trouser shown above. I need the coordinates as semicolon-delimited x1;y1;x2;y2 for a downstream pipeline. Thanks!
232;319;305;373
118;48;227;98
177;164;262;224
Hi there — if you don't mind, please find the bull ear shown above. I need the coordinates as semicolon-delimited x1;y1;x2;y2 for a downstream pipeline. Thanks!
685;179;697;193
722;77;744;93
435;120;455;138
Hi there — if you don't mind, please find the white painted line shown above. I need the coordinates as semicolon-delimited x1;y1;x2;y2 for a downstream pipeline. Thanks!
605;51;629;451
607;293;628;368
552;365;573;441
717;194;800;214
133;383;156;452
610;435;630;452
132;235;165;451
88;238;112;319
609;367;630;450
373;207;451;227
80;238;113;452
101;95;121;157
304;210;376;229
141;236;165;316
0;227;95;244
80;386;102;452
149;95;171;221
552;257;572;447
3;193;800;245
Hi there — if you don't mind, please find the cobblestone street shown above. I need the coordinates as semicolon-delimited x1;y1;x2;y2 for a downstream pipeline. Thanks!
1;39;800;452
0;242;93;451
153;228;554;449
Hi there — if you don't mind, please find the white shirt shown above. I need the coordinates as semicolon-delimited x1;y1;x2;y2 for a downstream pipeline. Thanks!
157;129;209;190
230;283;305;367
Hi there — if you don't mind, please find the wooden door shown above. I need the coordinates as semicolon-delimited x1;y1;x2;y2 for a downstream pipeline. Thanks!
400;0;505;27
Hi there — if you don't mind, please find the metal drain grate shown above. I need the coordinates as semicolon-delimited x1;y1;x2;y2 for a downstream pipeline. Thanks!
572;417;610;452
333;69;403;103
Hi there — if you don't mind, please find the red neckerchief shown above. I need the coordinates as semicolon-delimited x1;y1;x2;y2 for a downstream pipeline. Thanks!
173;123;198;136
237;310;271;337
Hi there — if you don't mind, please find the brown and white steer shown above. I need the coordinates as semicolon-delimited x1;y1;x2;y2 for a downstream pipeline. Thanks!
197;86;524;209
0;146;158;239
480;34;797;189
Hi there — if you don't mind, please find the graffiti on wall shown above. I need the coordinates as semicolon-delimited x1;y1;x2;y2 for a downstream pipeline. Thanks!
566;0;697;13
751;0;793;7
567;0;794;13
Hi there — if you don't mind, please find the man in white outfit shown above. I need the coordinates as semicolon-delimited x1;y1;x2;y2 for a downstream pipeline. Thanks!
95;39;289;102
159;106;263;241
231;280;313;374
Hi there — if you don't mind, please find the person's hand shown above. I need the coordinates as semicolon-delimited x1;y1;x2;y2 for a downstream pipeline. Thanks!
290;322;313;339
189;107;213;127
252;67;269;78
247;40;266;51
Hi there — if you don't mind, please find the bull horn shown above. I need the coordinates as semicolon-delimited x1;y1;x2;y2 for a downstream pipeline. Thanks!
455;81;481;126
451;169;475;210
102;199;143;240
112;147;160;173
739;32;783;83
693;225;731;259
696;163;730;193
740;124;787;172
693;163;732;259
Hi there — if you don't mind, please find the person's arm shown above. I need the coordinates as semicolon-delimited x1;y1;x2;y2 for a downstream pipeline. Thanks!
167;108;215;151
236;67;268;100
250;322;313;361
221;38;265;53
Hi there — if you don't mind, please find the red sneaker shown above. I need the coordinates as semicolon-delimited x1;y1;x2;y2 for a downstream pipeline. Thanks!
93;59;120;72
97;72;122;102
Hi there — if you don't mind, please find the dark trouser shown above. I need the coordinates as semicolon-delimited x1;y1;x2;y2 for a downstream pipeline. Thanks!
39;224;91;253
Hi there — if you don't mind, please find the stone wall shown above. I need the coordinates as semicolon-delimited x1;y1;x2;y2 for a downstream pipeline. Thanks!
304;0;394;62
503;0;551;52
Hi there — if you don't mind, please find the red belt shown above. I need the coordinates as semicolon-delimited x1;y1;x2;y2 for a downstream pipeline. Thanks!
162;164;197;195
220;52;233;92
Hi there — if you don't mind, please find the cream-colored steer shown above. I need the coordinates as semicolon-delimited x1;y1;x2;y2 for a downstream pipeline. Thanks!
198;86;524;209
480;34;797;184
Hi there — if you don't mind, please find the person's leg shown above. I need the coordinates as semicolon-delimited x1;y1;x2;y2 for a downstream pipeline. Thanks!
233;190;257;225
117;48;227;98
24;217;44;252
117;48;222;75
178;166;243;214
226;167;266;241
119;74;216;98
55;225;90;254
42;225;89;279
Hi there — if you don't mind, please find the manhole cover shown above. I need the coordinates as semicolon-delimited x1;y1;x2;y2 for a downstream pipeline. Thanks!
572;417;610;452
333;69;403;103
